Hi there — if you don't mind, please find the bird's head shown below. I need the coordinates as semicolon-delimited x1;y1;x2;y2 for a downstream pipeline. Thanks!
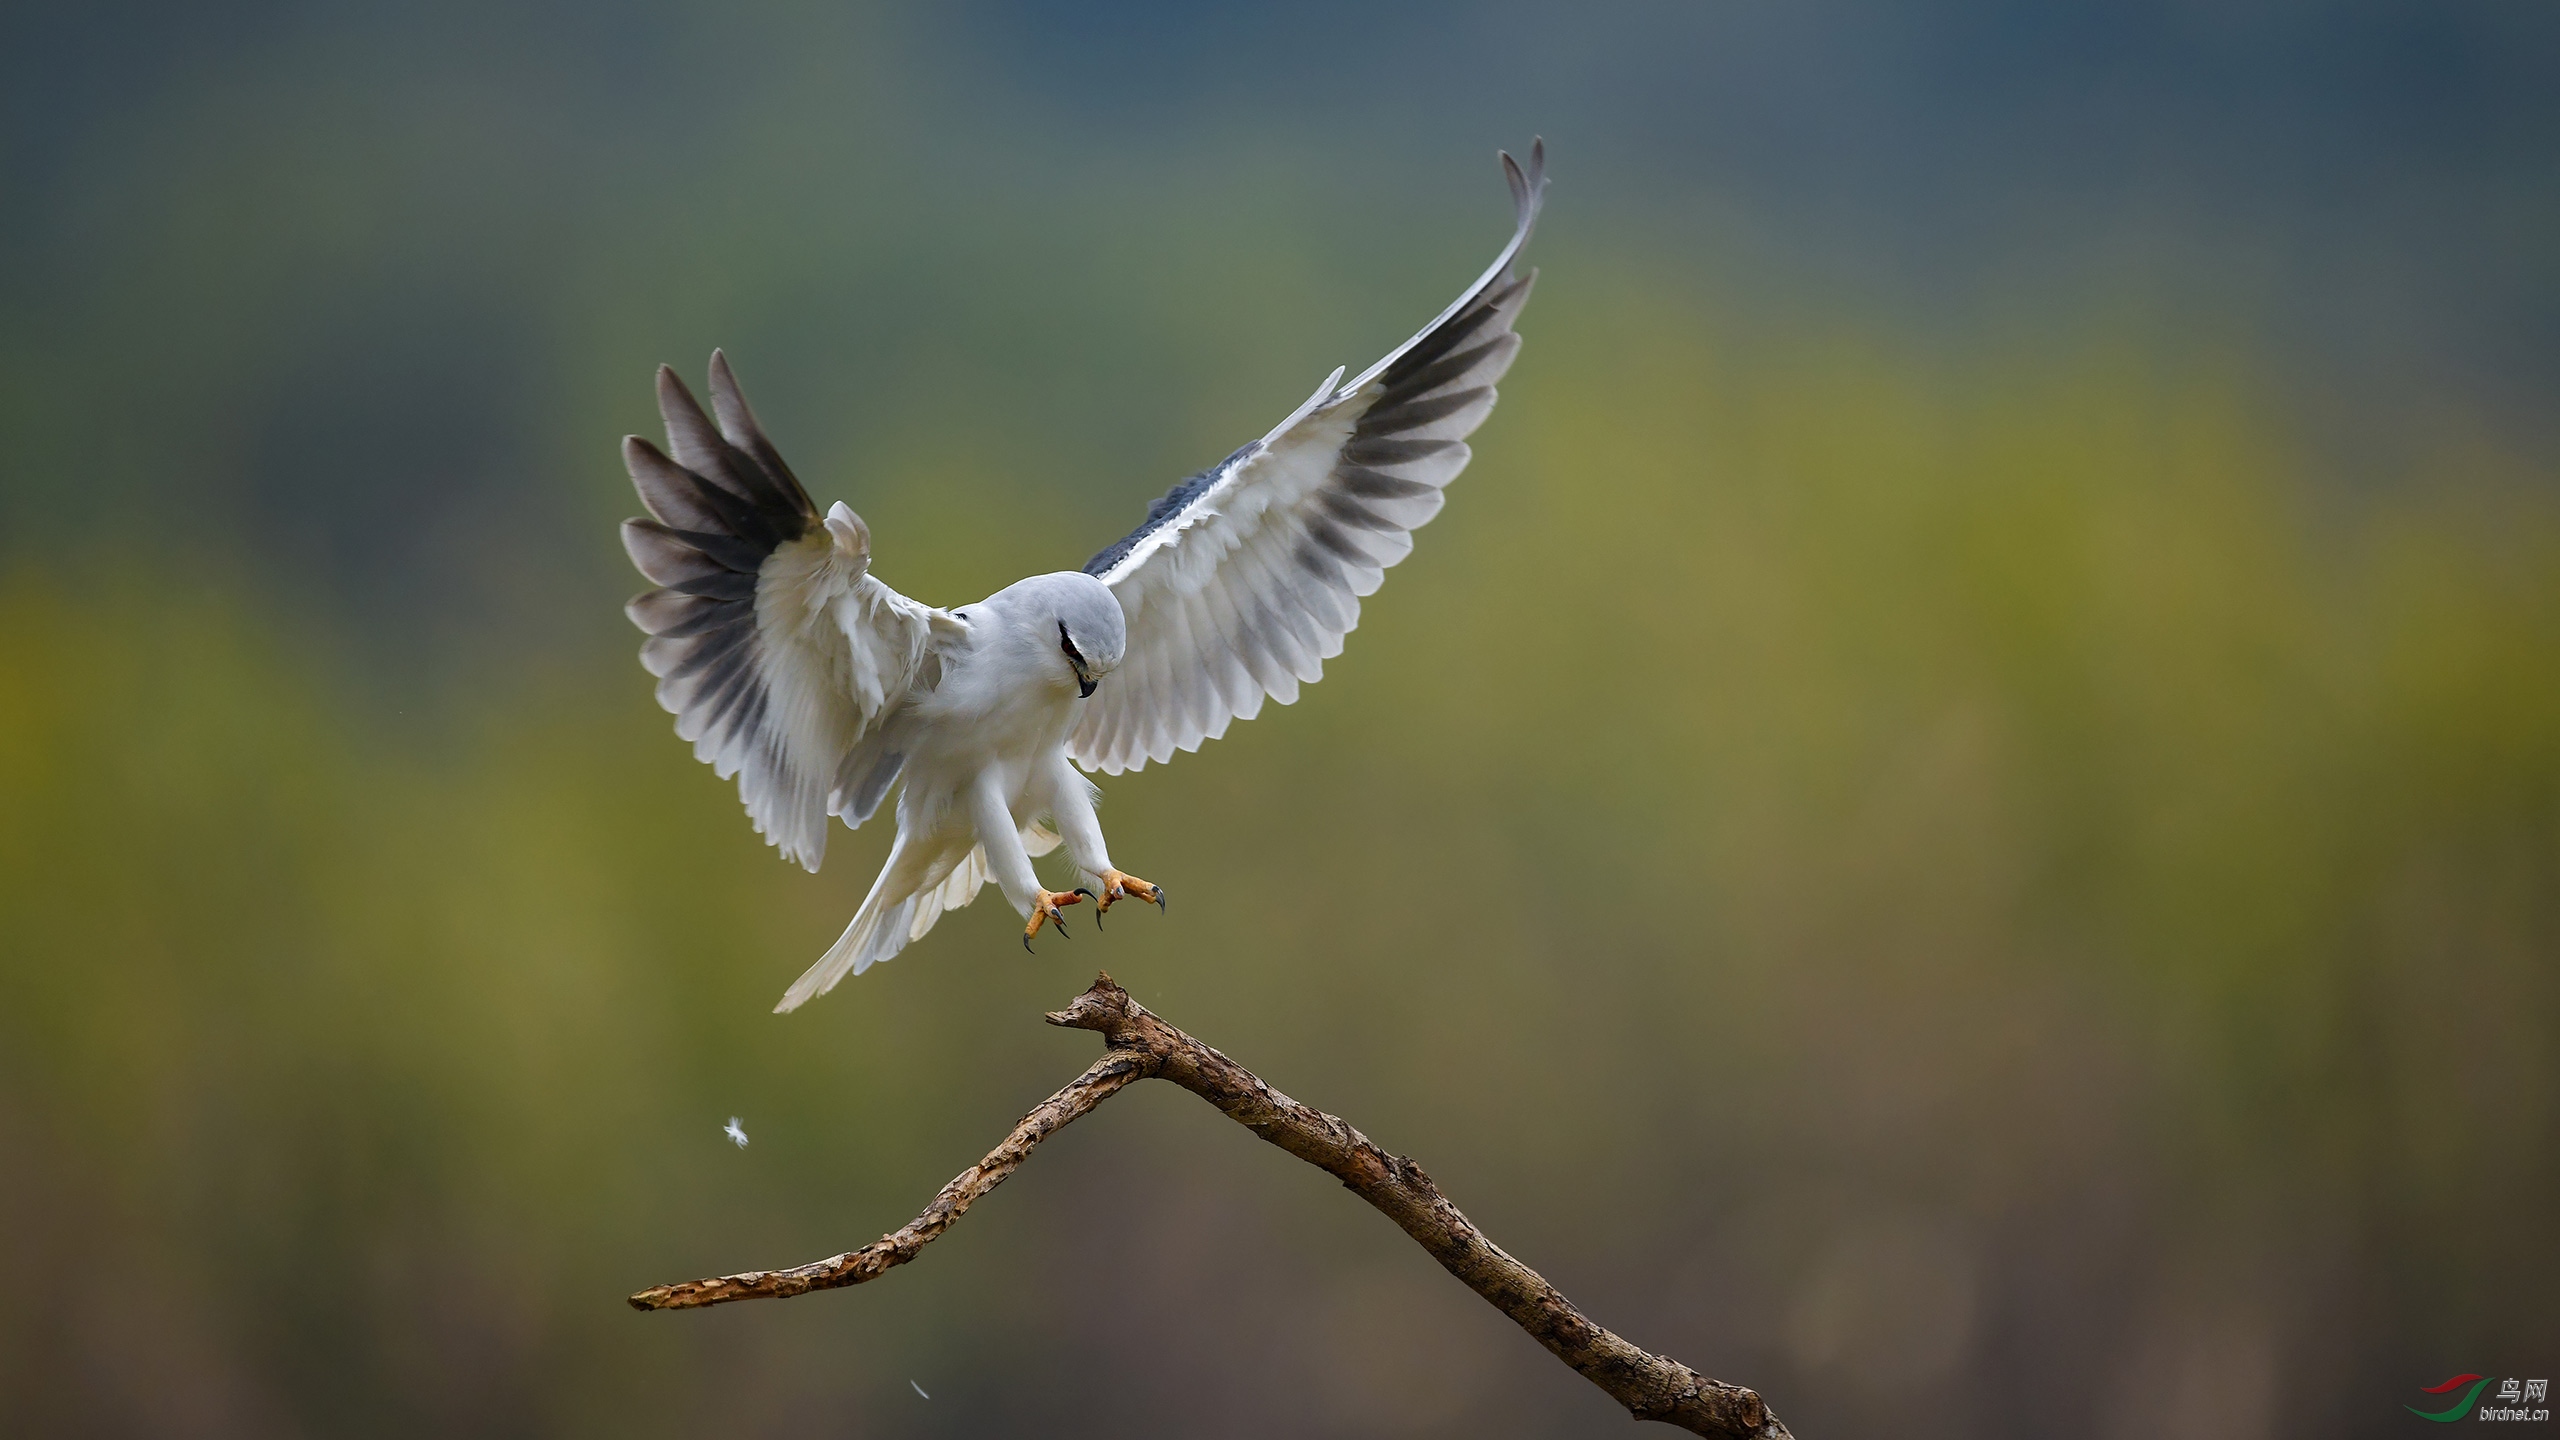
1038;572;1126;699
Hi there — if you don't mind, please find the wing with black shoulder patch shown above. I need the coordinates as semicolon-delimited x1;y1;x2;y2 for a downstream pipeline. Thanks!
1070;141;1546;774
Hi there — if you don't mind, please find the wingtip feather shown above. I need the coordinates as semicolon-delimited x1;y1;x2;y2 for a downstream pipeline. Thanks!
654;365;721;464
706;349;755;444
653;363;695;412
1499;138;1548;241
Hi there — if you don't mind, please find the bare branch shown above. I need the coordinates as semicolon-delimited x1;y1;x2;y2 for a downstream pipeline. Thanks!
626;1048;1145;1309
631;975;1790;1438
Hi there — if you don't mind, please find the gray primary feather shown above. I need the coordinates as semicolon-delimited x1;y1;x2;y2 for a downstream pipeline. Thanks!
621;356;822;860
620;352;941;873
1072;140;1546;774
616;143;1545;1003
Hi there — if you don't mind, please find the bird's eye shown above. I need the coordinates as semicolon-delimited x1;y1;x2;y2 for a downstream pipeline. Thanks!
1057;622;1087;671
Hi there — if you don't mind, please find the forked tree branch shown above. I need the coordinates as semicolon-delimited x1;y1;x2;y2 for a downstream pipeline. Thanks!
630;975;1790;1439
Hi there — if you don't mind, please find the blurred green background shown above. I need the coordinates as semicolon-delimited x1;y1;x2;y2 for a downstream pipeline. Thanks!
3;3;2556;1437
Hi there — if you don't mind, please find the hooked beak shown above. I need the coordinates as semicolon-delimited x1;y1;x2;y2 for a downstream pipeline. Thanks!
1059;621;1098;698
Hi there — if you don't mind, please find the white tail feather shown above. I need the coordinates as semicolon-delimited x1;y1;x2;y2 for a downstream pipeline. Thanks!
776;879;916;1012
773;821;1066;1012
909;848;985;943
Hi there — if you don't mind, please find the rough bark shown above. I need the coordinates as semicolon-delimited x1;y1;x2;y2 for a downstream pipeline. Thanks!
626;1049;1145;1309
630;974;1790;1439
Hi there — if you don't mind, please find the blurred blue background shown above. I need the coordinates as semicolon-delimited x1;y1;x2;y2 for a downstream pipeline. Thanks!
2;3;2555;1437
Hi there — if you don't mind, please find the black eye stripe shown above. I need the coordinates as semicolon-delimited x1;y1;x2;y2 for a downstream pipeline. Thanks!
1057;621;1087;669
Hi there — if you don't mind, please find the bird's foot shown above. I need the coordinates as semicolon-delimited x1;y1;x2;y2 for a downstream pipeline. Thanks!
1092;869;1166;922
1023;888;1092;951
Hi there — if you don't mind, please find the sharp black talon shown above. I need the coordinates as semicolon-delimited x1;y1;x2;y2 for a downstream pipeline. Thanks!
1023;934;1035;953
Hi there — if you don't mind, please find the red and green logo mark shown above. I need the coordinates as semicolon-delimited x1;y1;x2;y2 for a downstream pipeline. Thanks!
2410;1375;2492;1423
2409;1373;2552;1422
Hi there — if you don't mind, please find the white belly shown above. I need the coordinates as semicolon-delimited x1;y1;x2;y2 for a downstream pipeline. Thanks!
894;641;1079;836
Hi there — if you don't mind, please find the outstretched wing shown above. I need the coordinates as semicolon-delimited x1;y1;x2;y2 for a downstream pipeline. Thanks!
1070;141;1546;775
620;352;941;871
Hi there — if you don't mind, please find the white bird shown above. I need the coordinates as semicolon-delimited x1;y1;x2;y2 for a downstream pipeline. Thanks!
619;142;1546;1012
723;1116;749;1147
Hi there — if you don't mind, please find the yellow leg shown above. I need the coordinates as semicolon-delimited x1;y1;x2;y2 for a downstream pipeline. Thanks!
1092;869;1165;918
1023;888;1091;951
